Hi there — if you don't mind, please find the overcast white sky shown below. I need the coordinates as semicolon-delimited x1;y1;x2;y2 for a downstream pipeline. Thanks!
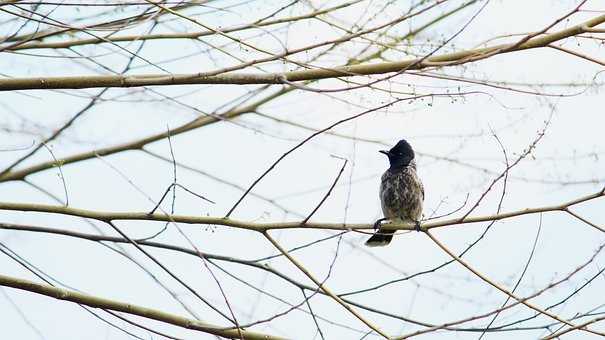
1;1;604;339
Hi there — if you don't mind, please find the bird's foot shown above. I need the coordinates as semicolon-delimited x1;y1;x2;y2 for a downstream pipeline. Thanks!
373;218;386;231
414;220;422;232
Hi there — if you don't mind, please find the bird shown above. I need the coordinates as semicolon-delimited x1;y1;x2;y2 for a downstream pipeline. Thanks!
365;139;424;247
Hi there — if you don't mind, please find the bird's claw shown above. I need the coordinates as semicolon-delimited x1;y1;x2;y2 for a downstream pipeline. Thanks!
414;220;422;232
373;218;385;231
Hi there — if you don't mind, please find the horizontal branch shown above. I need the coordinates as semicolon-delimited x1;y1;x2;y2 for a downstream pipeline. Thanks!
0;222;439;328
0;0;205;45
1;14;603;91
6;1;358;51
1;188;602;232
0;273;284;340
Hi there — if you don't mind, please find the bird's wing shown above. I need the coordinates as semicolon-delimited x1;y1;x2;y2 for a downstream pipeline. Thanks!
419;176;425;201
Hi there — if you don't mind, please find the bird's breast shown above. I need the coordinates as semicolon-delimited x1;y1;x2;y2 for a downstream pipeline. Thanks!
379;167;423;221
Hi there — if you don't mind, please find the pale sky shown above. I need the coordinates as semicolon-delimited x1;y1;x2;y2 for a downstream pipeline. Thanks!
1;1;604;339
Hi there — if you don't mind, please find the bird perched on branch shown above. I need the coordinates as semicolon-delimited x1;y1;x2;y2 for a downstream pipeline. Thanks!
366;139;424;247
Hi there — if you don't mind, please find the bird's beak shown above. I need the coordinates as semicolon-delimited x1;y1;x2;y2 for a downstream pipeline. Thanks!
379;150;389;156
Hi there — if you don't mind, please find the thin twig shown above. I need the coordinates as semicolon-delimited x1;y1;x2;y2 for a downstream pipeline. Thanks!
263;231;389;338
302;158;348;224
226;94;434;217
40;142;69;206
303;289;326;340
478;214;543;339
424;230;602;336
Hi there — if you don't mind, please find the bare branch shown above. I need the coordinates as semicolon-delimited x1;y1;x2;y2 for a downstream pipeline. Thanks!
0;14;602;91
302;158;348;224
0;273;285;340
1;187;603;232
424;230;603;336
263;231;389;338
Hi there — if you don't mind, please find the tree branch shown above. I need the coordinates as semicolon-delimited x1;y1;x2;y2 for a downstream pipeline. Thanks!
0;273;285;340
1;14;603;91
0;87;291;182
1;187;602;232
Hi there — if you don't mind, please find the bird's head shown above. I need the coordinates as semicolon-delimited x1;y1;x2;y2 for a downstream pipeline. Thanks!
379;139;415;169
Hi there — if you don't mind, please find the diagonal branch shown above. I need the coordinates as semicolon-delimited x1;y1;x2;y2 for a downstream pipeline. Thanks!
0;273;285;340
0;87;291;182
302;158;348;224
543;315;605;339
263;231;389;338
424;230;602;337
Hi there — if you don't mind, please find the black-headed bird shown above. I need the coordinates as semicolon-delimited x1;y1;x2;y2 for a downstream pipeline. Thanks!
365;139;424;247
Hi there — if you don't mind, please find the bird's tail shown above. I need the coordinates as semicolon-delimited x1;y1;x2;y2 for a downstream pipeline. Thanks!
365;230;393;247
